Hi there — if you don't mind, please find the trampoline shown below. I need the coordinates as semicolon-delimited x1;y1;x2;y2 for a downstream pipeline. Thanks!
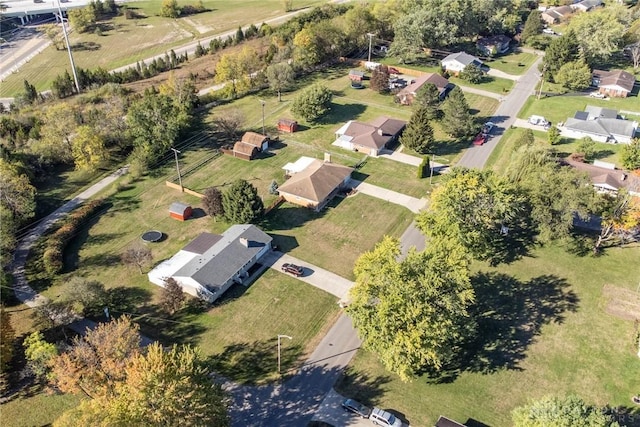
141;230;163;243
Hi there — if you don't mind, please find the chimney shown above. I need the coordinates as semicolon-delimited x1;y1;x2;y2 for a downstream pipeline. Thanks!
239;237;249;247
377;128;384;136
324;152;331;163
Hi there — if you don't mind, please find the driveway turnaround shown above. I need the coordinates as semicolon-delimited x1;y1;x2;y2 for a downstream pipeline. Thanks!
261;251;354;299
348;179;427;214
313;389;372;426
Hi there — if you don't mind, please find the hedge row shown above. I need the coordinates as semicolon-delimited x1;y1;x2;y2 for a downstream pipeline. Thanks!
43;199;104;276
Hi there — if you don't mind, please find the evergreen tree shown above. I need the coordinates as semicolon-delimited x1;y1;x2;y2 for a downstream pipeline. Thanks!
441;87;474;138
542;30;580;82
222;180;264;224
400;106;434;154
414;83;441;119
521;10;543;44
235;26;245;44
23;80;38;104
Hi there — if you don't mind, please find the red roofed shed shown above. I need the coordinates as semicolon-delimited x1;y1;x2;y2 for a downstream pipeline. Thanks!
169;202;192;221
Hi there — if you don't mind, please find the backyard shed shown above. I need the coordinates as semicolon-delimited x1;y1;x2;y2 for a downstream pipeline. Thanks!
169;202;192;221
349;69;365;82
232;141;259;160
278;119;298;133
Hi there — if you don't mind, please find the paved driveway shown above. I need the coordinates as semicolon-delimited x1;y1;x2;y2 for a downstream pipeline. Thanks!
313;389;372;426
349;179;427;214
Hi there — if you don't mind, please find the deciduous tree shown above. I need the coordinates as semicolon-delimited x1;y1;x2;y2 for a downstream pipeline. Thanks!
0;306;15;374
291;84;333;122
202;187;225;217
542;31;580;82
222;179;264;224
61;277;107;317
576;136;596;161
568;5;629;63
347;236;475;381
547;125;560;145
459;64;484;84
594;191;640;252
72;125;107;170
555;59;592;91
212;109;244;141
160;0;180;18
370;65;390;94
266;62;295;102
621;138;640;171
400;106;434;154
512;395;618;427
161;278;186;315
23;331;58;381
121;245;152;274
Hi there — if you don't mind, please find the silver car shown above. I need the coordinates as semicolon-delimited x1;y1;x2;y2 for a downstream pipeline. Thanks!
370;407;403;427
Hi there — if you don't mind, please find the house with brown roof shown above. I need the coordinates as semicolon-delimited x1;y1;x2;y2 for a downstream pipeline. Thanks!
592;69;636;98
395;73;453;105
277;157;353;211
541;5;573;24
334;116;407;156
563;159;640;196
476;35;511;56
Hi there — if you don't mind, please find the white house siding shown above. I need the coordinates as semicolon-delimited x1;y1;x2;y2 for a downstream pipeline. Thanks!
442;61;465;74
559;128;609;142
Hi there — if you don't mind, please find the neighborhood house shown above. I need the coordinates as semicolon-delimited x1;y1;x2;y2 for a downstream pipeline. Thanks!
563;159;640;196
475;35;511;56
592;69;636;98
395;73;452;105
147;224;272;302
441;52;483;75
560;106;638;144
278;156;353;211
541;5;573;24
334;116;407;156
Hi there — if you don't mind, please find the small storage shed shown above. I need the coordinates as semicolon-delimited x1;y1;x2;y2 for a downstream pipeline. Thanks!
169;202;192;221
278;119;298;133
241;132;269;151
349;69;365;82
232;141;259;160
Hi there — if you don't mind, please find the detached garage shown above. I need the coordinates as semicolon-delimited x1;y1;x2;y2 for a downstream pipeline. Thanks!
169;202;192;221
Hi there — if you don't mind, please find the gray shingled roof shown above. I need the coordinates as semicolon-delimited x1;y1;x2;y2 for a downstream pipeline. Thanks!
182;232;222;255
174;225;272;291
442;51;483;67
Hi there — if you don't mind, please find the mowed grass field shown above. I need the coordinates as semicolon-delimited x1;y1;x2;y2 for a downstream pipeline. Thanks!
336;243;640;427
0;0;328;96
519;94;640;125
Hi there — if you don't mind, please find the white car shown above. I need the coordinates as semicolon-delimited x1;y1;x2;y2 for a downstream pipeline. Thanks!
590;92;606;99
370;408;403;427
542;28;556;35
528;115;549;127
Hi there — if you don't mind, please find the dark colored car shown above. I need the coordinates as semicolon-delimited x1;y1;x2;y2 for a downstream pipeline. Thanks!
281;263;304;277
341;398;372;418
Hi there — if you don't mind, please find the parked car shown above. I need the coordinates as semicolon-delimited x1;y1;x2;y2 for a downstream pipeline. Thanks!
590;91;606;99
370;408;403;427
473;132;488;146
542;28;556;35
341;398;372;418
482;121;495;135
528;115;550;127
281;263;304;277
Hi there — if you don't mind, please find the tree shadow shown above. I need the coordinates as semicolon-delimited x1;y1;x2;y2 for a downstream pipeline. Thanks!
485;213;538;266
135;302;207;347
462;273;579;376
207;339;303;385
605;405;640;427
319;103;367;125
106;286;152;314
260;204;327;232
71;41;101;51
334;366;392;406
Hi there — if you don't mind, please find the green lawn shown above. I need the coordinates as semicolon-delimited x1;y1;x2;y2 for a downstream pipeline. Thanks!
336;244;640;427
483;51;538;76
1;391;82;427
449;75;514;94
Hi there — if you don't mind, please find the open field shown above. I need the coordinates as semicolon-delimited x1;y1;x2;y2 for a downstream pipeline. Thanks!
337;243;640;427
0;0;328;96
1;392;82;427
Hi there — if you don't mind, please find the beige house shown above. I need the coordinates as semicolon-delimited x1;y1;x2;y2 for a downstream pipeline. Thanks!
278;157;353;211
541;6;573;24
334;116;406;156
395;73;452;105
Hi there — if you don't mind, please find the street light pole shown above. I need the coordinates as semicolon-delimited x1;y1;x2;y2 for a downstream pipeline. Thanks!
277;334;292;374
366;33;375;63
260;100;266;136
170;147;183;192
56;0;80;94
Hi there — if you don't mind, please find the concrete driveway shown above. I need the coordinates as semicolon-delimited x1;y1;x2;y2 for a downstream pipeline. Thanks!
487;68;520;81
512;118;549;131
348;179;427;214
261;251;354;299
313;389;373;426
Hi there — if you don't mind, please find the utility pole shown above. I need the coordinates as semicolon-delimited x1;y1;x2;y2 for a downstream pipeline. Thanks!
56;0;80;94
366;33;375;63
171;147;183;192
260;100;266;136
537;64;546;100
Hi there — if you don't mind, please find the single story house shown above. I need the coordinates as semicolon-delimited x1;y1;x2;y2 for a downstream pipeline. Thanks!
147;224;273;302
441;52;483;75
395;73;453;105
278;157;353;211
349;69;365;82
169;202;192;221
476;35;511;56
232;141;259;160
563;159;640;195
240;131;269;151
572;0;602;12
334;116;407;156
592;69;635;98
541;6;573;24
560;106;638;144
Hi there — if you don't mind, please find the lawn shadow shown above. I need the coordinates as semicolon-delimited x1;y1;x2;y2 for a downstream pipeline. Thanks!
136;300;207;347
106;286;152;313
464;272;579;375
320;103;367;125
605;405;640;427
207;338;303;385
71;41;101;51
334;366;392;407
260;203;327;232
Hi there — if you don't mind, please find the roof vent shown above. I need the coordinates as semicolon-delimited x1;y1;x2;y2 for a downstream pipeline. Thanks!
239;237;249;247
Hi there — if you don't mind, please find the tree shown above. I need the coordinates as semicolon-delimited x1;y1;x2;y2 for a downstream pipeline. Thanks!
35;102;77;164
121;245;152;274
51;70;76;98
416;168;525;263
212;109;244;141
222;180;264;224
370;65;390;93
214;49;254;99
0;306;15;374
54;343;230;427
568;5;629;63
627;43;640;71
23;79;39;104
283;0;293;12
160;0;180;18
576;136;596;161
547;125;560;145
514;129;535;151
23;331;58;381
68;7;96;33
555;59;592;91
347;236;475;381
506;145;595;243
51;316;141;399
61;277;107;317
202;187;225;217
441;87;475;138
459;64;484;84
594;192;640;252
161;278;186;315
266;62;295;101
235;26;244;44
413;83;441;119
400;106;434;154
291;84;333;122
542;31;580;82
621;138;640;170
194;42;205;58
38;23;64;50
72;125;108;170
512;395;618;427
521;10;543;44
